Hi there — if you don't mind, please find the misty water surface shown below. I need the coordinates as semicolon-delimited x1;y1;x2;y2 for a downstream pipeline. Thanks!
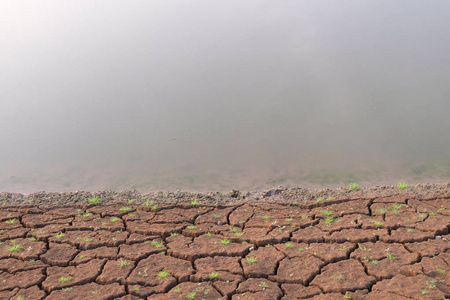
1;1;450;192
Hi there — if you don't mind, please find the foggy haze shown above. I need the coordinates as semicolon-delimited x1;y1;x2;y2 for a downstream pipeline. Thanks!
1;1;450;192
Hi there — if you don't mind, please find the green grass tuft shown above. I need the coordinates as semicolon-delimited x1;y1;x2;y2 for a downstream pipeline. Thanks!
87;197;102;204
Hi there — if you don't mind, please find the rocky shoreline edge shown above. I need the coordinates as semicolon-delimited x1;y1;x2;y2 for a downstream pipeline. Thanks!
2;183;449;207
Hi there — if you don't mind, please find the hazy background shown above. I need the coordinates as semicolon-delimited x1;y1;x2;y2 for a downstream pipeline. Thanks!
1;1;450;192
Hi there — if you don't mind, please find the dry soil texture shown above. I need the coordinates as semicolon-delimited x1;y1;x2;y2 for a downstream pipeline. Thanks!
0;185;449;299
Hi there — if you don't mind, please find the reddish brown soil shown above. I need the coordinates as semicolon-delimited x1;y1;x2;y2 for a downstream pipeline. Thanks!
0;185;449;299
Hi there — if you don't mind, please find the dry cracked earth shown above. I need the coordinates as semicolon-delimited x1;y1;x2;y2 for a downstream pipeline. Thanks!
0;193;449;299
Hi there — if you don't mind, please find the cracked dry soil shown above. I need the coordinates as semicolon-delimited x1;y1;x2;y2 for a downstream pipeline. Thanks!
0;185;449;299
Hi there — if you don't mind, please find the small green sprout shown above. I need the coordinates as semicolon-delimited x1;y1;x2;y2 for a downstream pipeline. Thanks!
209;272;220;279
119;206;132;211
259;281;269;289
91;291;98;295
406;228;414;233
213;214;222;219
371;260;379;265
220;239;231;245
316;197;324;203
436;268;446;274
349;183;359;190
170;232;180;237
5;219;15;224
397;181;409;190
262;215;270;220
285;243;294;248
119;260;131;268
387;253;396;260
186;292;196;299
191;198;200;206
421;290;429;295
333;274;344;281
54;232;64;239
321;210;332;216
29;237;37;242
205;232;213;237
87;197;102;204
151;241;164;248
7;244;23;252
377;208;387;214
186;225;197;230
343;295;352;299
174;287;182;293
58;276;72;283
243;257;259;264
83;237;93;242
157;270;171;278
110;217;120;222
392;203;403;210
285;218;293;222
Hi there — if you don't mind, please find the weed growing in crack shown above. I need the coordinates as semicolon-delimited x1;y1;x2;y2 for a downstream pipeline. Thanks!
88;197;102;204
170;232;180;237
242;257;259;264
157;270;171;278
58;276;72;283
397;181;409;190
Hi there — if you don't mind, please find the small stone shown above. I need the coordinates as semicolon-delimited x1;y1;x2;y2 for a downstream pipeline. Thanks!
435;236;442;239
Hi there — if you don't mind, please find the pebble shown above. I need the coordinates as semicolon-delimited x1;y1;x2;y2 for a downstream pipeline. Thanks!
435;236;442;240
